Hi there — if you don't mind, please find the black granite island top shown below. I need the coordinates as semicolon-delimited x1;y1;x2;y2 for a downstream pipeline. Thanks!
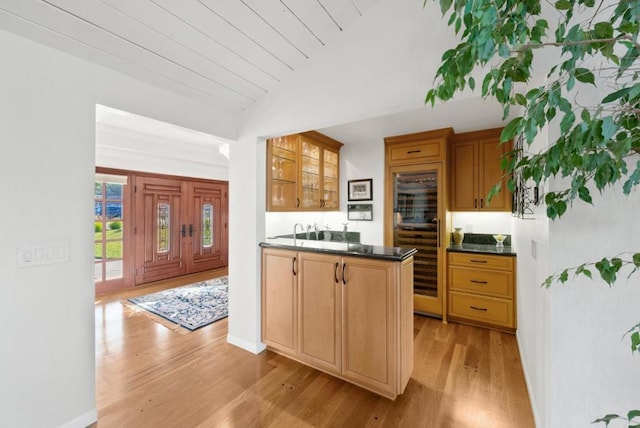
447;243;517;256
260;238;418;262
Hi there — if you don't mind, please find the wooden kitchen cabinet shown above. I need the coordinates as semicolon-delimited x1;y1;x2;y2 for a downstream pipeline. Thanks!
341;256;411;397
266;131;342;212
449;128;512;211
261;248;298;355
447;252;516;331
297;252;342;374
261;248;414;399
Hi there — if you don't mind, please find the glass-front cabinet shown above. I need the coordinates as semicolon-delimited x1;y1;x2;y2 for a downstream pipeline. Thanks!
267;131;342;212
268;135;299;210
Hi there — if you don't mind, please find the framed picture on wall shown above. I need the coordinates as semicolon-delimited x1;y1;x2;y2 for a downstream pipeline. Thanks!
347;178;372;201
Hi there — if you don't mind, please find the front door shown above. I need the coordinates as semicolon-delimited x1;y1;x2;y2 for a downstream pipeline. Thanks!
134;176;186;285
185;182;228;273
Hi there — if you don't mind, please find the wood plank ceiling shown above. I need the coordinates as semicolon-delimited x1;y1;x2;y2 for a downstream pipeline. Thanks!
0;0;383;114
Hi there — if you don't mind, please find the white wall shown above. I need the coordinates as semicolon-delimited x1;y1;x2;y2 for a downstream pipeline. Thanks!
547;179;640;427
512;129;552;428
450;212;513;236
96;123;229;180
0;29;236;427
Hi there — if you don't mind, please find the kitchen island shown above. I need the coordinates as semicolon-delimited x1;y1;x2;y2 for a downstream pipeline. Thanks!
259;238;416;399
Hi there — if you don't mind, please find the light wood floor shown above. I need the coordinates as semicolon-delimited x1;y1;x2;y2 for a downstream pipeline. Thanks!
95;270;534;427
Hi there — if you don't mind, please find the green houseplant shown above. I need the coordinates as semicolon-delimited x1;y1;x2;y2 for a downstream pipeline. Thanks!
424;0;639;425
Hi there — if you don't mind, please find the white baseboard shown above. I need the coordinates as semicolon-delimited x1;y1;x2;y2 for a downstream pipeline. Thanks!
58;408;97;428
516;331;541;428
227;334;266;354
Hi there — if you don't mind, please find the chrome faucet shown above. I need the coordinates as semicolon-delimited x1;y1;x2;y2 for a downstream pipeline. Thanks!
293;223;304;241
306;224;312;240
313;223;320;240
342;222;348;241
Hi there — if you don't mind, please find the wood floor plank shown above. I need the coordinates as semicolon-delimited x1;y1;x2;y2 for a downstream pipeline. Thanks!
95;272;534;427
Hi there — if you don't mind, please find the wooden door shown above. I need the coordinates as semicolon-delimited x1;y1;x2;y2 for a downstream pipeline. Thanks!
450;140;478;211
133;176;186;285
261;248;298;355
298;252;342;373
341;257;396;395
185;181;228;274
479;137;511;211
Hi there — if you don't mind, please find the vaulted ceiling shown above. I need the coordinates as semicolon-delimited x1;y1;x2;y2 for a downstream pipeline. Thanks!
0;0;383;114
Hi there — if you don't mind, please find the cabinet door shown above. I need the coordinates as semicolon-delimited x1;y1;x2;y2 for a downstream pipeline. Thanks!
267;136;299;211
298;252;342;373
322;148;340;210
262;248;298;355
479;137;511;211
299;135;322;210
450;140;478;211
341;257;396;395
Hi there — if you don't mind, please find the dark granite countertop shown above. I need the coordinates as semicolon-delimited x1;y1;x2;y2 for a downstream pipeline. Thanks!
447;243;516;256
260;238;417;261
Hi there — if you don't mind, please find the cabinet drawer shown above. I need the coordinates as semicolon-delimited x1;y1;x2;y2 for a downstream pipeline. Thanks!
448;252;514;271
449;266;512;298
387;140;444;163
449;292;514;328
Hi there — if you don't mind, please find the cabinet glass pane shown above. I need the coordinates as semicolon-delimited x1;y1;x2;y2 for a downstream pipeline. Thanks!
393;171;439;298
323;150;339;208
301;139;320;208
270;136;298;208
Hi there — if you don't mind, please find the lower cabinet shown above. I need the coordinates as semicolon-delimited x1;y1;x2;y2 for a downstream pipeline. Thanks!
261;248;414;399
261;248;298;355
447;252;516;331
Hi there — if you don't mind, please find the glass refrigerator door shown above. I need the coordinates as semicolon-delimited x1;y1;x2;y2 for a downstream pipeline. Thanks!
392;165;443;316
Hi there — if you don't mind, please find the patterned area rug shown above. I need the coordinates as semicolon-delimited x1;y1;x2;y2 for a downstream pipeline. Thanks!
126;276;228;331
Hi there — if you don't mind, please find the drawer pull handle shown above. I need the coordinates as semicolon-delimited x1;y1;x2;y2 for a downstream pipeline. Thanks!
470;280;488;284
407;149;421;154
470;305;488;312
470;259;488;263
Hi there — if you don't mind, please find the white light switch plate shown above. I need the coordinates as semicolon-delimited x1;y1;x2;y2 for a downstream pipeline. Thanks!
17;241;70;267
531;239;538;260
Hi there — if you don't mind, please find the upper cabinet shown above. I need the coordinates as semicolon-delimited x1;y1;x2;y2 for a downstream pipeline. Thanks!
267;131;343;212
449;128;512;212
